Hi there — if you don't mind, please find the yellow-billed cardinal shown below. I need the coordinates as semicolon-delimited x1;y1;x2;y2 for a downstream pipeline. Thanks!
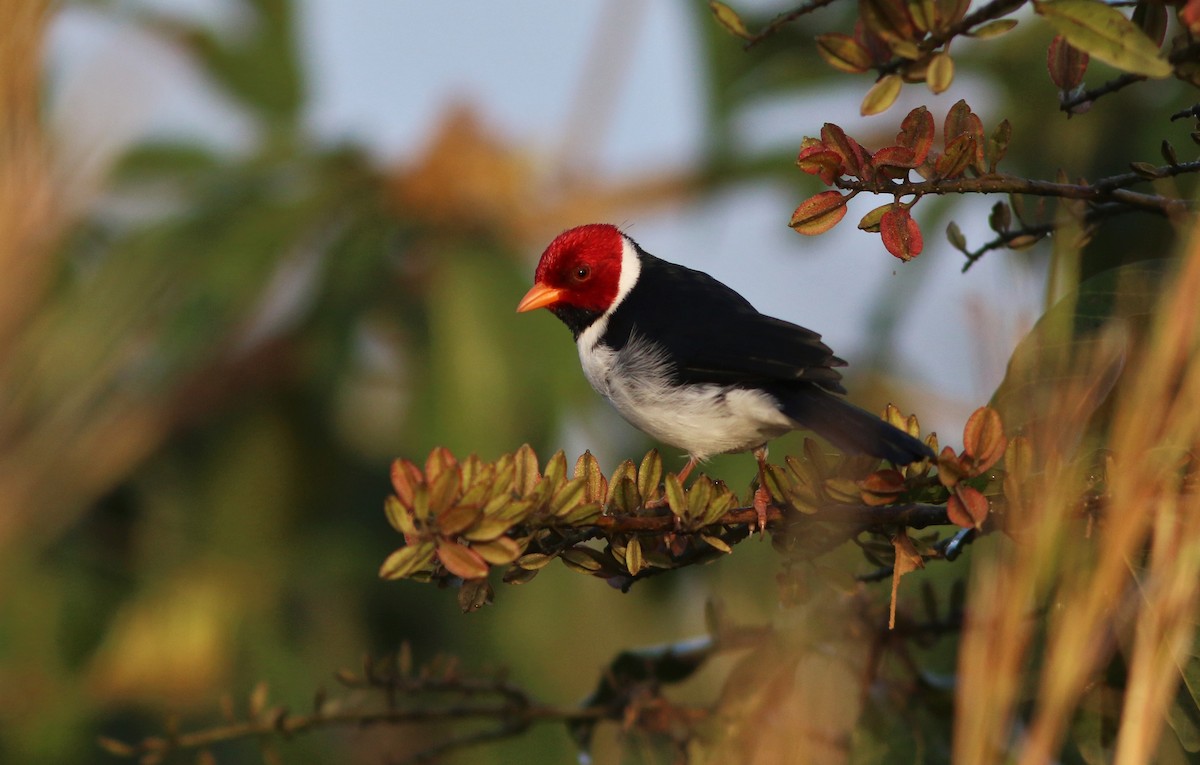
517;224;932;514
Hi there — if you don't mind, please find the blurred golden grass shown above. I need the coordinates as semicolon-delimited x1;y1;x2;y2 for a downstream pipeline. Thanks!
0;0;55;345
955;226;1200;764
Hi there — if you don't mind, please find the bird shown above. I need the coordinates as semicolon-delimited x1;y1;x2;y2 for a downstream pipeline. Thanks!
516;223;932;519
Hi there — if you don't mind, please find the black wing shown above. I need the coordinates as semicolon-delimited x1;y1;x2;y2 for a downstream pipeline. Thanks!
603;250;847;393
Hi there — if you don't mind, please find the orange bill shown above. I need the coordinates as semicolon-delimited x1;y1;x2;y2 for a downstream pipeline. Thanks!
516;283;564;312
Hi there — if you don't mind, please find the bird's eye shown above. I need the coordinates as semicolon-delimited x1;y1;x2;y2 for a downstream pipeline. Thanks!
574;266;591;281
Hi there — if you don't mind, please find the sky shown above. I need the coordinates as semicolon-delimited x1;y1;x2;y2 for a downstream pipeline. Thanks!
47;0;1046;443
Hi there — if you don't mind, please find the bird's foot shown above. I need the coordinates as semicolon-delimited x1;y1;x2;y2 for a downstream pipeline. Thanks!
752;485;771;535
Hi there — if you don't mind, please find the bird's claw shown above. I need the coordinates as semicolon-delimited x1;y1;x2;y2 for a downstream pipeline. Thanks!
752;485;770;536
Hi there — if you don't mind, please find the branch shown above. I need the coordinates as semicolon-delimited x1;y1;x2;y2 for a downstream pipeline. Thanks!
878;0;1030;74
1061;44;1200;113
1060;73;1143;114
101;636;744;764
100;670;609;764
960;201;1140;272
742;0;845;49
834;166;1199;214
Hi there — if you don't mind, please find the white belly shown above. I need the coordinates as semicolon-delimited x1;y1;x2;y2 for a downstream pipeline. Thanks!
578;330;794;461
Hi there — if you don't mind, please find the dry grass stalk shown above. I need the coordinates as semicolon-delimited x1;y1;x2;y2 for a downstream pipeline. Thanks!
955;224;1200;763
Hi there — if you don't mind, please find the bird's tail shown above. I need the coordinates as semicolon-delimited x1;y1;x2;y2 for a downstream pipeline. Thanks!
776;386;934;465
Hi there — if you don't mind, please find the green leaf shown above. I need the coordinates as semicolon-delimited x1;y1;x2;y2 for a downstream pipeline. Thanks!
542;450;568;490
574;451;607;502
638;450;663;506
625;537;644;575
609;476;641;515
558;501;603;526
701;486;737;525
861;74;903;116
700;534;733;553
968;18;1019;38
472;536;522;565
379;542;436;580
816;33;874;73
515;553;555;570
561;547;604;573
385;495;417;536
1036;0;1171;78
926;52;954;94
664;473;687;519
551;473;587;516
859;203;896;233
710;1;752;39
687;475;715;524
513;444;540;495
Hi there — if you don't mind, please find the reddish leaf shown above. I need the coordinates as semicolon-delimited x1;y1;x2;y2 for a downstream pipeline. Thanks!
962;406;1007;474
861;0;918;44
889;532;925;629
1133;0;1169;45
821;123;869;178
944;100;984;155
859;468;906;506
880;206;924;261
937;445;966;488
436;502;481;536
1180;0;1200;34
436;539;490;580
947;485;989;529
1048;34;1089;90
934;133;976;179
790;191;849;235
390;459;423;510
796;145;845;185
936;0;971;29
873;145;918;169
817;33;874;73
425;446;458;485
854;18;894;63
896;106;935;165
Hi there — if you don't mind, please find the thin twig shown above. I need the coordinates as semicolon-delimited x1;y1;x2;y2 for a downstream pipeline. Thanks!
1059;73;1144;114
835;166;1200;214
743;0;845;49
878;0;1029;74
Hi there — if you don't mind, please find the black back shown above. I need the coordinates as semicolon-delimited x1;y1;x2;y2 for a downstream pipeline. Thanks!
601;248;848;394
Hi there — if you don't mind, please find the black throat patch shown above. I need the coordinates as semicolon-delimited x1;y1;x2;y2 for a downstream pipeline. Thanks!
550;305;603;339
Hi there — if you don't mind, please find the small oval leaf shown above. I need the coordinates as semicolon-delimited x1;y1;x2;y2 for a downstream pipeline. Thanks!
437;540;490;580
880;207;924;261
817;33;874;73
861;74;904;116
790;191;849;235
1037;0;1171;78
710;1;752;39
379;542;436;580
926;52;955;94
968;18;1019;38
